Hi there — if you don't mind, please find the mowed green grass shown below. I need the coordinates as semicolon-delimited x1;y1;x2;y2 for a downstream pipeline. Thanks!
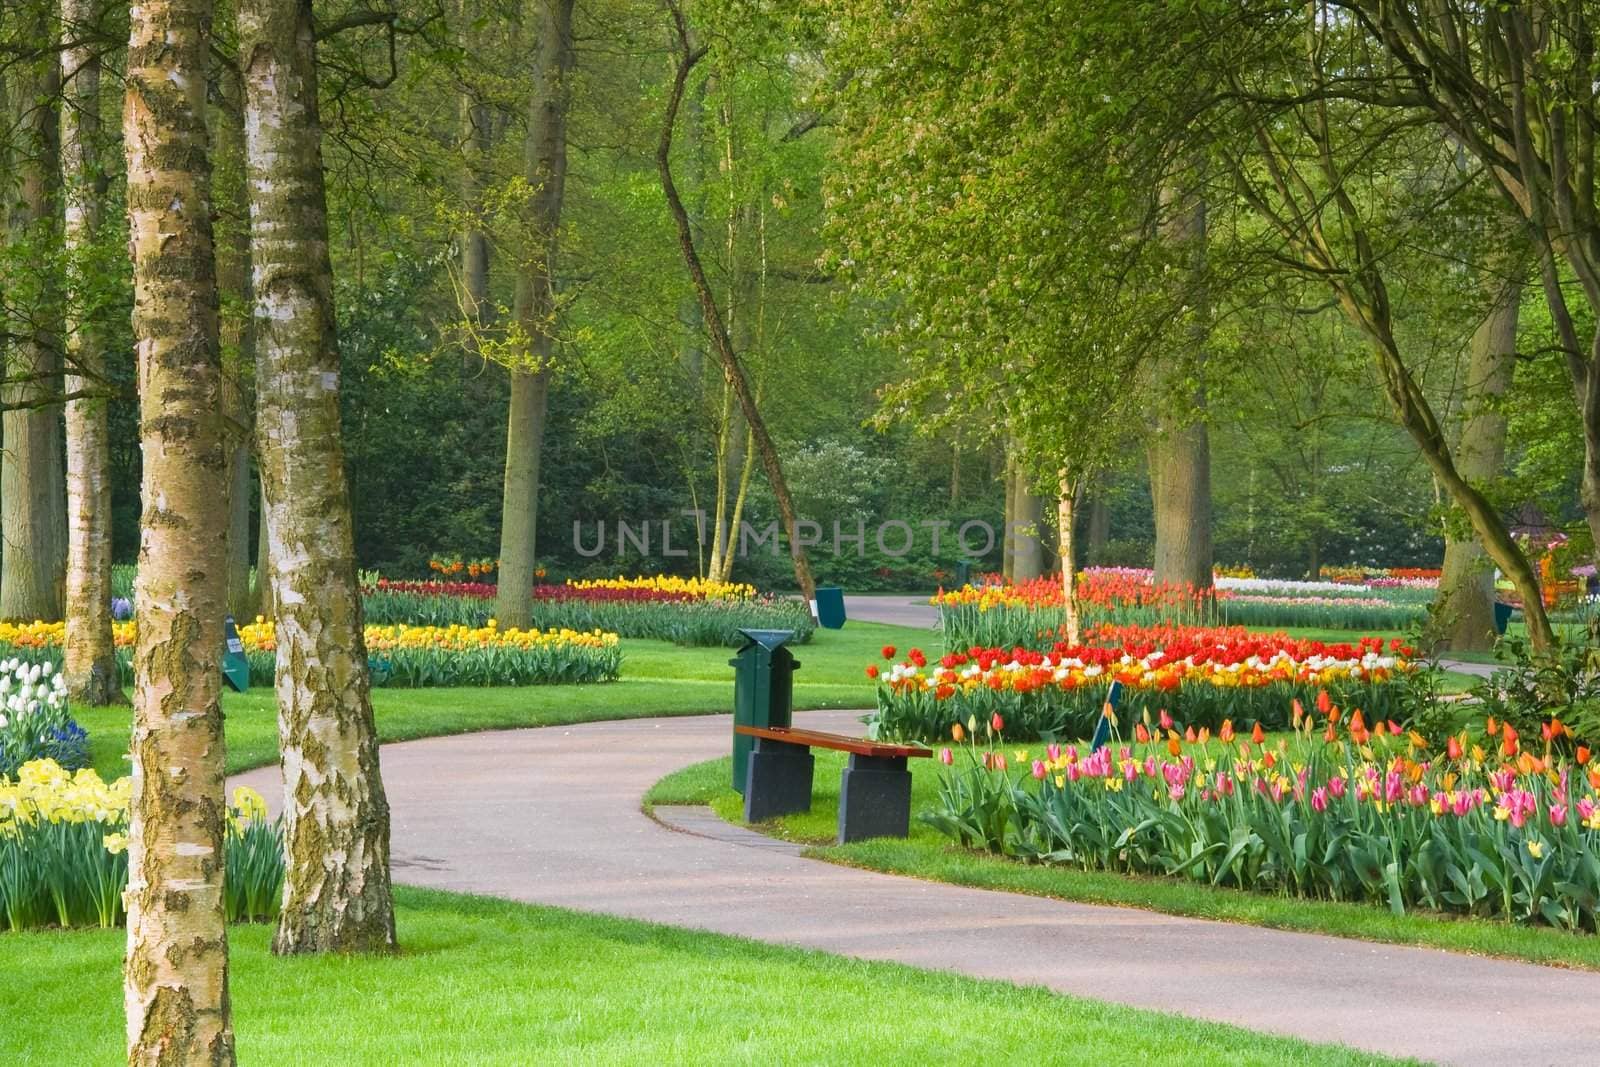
647;750;1600;972
0;887;1401;1066
76;621;915;779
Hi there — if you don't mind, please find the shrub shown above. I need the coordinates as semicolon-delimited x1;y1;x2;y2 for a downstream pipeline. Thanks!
1475;636;1600;746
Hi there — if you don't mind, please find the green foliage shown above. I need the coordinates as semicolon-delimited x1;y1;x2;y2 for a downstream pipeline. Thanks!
1475;637;1600;745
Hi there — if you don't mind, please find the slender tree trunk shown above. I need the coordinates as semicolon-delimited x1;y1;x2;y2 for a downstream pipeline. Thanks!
123;0;236;1057
1002;447;1016;580
212;75;257;623
237;0;397;955
61;0;123;706
658;6;816;599
2;7;67;622
496;0;575;630
1433;274;1519;652
1058;472;1081;644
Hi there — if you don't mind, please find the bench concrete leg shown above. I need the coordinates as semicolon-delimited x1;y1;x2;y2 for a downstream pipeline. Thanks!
837;754;911;844
744;738;814;823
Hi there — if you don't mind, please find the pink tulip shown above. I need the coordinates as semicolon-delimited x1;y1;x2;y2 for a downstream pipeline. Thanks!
1329;776;1347;799
1046;743;1061;762
1310;787;1328;813
1551;803;1568;828
939;747;953;766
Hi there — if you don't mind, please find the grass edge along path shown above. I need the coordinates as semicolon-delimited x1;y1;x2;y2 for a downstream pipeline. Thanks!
75;620;922;779
645;754;1600;973
0;886;1401;1066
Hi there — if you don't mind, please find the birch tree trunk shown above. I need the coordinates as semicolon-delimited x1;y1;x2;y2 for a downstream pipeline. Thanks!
61;0;122;706
123;0;236;1057
2;4;67;622
236;0;397;955
1433;275;1519;652
496;0;575;630
212;70;258;623
1058;472;1081;645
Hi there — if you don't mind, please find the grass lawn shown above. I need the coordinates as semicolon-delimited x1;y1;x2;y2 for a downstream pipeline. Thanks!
76;621;918;779
0;887;1399;1066
646;751;1600;972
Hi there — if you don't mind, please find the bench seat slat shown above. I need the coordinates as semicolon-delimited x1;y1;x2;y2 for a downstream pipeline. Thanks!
734;724;932;759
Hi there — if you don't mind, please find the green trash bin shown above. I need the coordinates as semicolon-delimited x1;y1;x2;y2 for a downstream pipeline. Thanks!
729;629;800;794
954;559;974;586
814;585;846;629
222;615;250;693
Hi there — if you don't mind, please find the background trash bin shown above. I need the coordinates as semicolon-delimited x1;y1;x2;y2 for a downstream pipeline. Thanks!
814;585;846;629
1492;601;1514;636
729;629;800;794
222;615;250;693
954;559;973;586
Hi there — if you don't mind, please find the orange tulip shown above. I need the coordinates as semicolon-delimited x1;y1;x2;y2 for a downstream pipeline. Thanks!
1446;736;1463;760
1250;722;1265;745
1485;716;1499;737
1167;738;1182;757
1578;746;1592;766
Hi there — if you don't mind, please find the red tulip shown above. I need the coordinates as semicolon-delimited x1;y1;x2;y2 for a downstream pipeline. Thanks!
865;664;879;679
881;645;897;660
1316;689;1332;716
991;712;1005;734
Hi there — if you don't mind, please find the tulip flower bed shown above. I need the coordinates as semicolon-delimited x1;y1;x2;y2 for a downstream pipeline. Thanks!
866;627;1420;743
924;701;1600;931
361;575;816;647
0;760;282;931
934;570;1213;649
0;619;623;689
936;570;1434;650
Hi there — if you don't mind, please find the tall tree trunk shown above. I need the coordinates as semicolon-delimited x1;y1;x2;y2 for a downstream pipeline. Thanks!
61;0;122;706
1085;478;1111;565
1057;471;1081;644
255;481;274;619
1433;275;1519;652
1001;446;1016;579
2;6;67;622
237;0;397;955
123;0;236;1058
1149;184;1214;591
212;71;257;623
660;6;815;600
1012;464;1045;581
496;0;574;630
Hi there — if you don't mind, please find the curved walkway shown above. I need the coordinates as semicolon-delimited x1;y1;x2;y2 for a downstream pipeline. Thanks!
236;710;1600;1066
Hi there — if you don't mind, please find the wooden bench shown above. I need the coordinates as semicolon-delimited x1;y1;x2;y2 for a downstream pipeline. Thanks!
734;724;932;843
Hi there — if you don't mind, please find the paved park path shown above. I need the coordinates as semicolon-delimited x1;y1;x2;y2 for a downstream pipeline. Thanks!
236;708;1600;1066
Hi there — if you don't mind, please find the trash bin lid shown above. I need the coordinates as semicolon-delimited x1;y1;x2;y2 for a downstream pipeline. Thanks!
737;628;794;651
